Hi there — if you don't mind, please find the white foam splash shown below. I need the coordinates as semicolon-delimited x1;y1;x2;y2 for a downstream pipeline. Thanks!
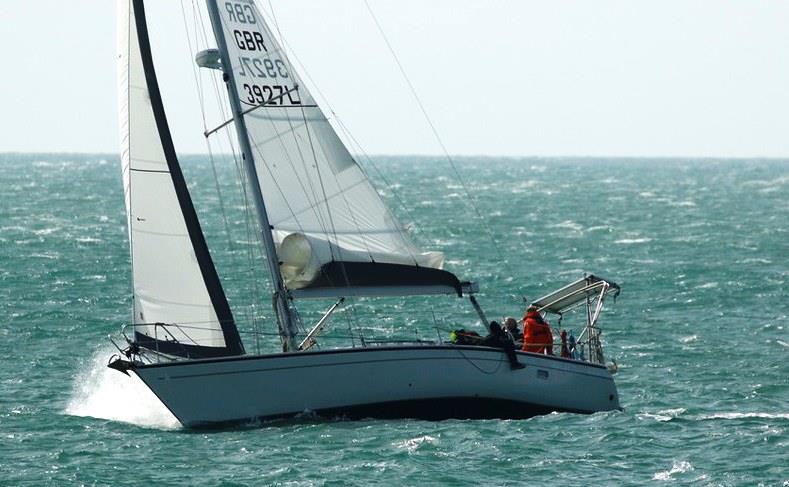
65;347;180;430
700;412;789;420
393;435;439;453
653;460;693;481
614;237;652;244
637;408;686;422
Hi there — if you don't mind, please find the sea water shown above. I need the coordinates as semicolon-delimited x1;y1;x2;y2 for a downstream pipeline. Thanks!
0;154;787;485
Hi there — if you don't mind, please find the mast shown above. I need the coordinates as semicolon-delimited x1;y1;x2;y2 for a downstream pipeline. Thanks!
204;0;298;352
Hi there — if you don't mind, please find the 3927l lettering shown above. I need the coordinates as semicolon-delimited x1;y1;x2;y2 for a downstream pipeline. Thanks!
242;84;301;106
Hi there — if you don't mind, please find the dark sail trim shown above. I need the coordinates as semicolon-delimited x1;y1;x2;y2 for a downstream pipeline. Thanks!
134;332;240;359
131;0;244;356
304;261;462;296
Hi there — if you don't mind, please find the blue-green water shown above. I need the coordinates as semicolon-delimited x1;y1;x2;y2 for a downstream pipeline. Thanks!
1;154;787;485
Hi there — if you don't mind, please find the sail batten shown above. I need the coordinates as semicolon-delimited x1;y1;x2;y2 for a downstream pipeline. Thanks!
208;0;460;295
118;0;244;357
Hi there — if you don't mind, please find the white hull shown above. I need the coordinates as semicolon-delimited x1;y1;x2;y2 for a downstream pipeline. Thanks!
132;345;620;427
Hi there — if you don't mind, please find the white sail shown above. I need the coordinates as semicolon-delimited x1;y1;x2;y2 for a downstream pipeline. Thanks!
118;0;242;356
210;1;453;294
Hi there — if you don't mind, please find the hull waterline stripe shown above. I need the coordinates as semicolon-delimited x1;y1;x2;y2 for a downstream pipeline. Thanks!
135;344;609;371
151;354;614;382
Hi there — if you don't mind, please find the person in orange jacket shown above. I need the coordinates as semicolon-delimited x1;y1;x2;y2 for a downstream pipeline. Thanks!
521;305;554;355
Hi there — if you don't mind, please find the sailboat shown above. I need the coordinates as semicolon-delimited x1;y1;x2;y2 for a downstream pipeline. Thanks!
108;0;622;427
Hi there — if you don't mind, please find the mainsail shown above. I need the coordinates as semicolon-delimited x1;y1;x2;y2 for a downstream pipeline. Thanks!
207;0;461;297
117;0;243;357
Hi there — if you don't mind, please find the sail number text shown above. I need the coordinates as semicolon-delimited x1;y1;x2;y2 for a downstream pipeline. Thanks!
242;84;301;106
225;2;256;24
238;56;288;79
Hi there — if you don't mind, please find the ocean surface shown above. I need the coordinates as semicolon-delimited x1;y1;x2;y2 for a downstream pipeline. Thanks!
1;153;787;485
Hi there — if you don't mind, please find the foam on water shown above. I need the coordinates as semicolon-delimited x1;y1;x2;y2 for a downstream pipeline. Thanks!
700;412;789;421
64;347;179;430
653;461;693;481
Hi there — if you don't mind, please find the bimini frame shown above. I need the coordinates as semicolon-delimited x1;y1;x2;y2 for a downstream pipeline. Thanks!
531;274;620;365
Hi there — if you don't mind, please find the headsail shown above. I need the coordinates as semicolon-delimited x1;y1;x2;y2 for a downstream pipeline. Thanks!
207;0;461;297
117;0;244;357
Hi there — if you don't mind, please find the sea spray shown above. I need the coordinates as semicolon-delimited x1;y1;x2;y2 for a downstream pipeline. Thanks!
65;347;179;429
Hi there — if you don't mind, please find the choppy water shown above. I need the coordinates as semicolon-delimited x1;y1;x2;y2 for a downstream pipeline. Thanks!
1;153;787;485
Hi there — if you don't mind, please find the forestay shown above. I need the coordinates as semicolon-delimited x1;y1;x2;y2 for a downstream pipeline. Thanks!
117;0;243;357
211;0;460;295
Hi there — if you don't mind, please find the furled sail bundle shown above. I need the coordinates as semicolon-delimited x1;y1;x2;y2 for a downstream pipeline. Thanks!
210;1;460;297
117;0;243;357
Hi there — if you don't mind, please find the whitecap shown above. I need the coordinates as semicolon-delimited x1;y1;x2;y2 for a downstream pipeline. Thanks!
638;408;686;422
700;412;789;420
33;227;60;236
548;220;583;232
738;258;772;265
30;252;59;260
614;238;652;244
393;435;438;453
652;460;693;481
76;237;102;243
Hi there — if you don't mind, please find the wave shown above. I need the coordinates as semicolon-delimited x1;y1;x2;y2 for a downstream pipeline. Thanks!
700;412;789;420
653;460;693;481
64;347;180;430
614;237;652;244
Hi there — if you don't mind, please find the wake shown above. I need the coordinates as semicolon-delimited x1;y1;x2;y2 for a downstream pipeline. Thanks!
65;347;180;430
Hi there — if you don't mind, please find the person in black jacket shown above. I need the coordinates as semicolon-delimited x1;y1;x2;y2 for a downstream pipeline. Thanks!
503;316;523;343
482;321;525;370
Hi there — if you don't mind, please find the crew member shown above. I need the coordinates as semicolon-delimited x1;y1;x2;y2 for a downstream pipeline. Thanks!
503;317;523;343
482;321;525;370
522;305;554;355
560;329;571;358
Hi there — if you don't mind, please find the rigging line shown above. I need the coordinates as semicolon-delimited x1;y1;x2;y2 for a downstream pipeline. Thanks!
192;0;264;341
179;0;207;128
234;146;266;351
203;88;310;138
261;30;424;268
215;3;337;258
302;116;378;264
251;108;336;248
296;106;347;267
332;121;421;267
247;136;320;248
179;0;234;253
258;100;335;244
256;2;341;263
288;92;362;293
260;3;404;268
254;2;344;266
199;1;275;341
124;3;136;325
362;0;506;264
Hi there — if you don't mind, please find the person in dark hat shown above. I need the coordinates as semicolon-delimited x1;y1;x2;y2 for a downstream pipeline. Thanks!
482;321;525;370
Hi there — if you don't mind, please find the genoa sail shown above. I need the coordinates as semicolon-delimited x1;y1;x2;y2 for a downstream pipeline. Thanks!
117;0;243;357
207;0;461;296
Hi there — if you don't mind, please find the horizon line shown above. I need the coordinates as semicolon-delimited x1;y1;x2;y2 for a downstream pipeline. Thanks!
1;151;789;161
